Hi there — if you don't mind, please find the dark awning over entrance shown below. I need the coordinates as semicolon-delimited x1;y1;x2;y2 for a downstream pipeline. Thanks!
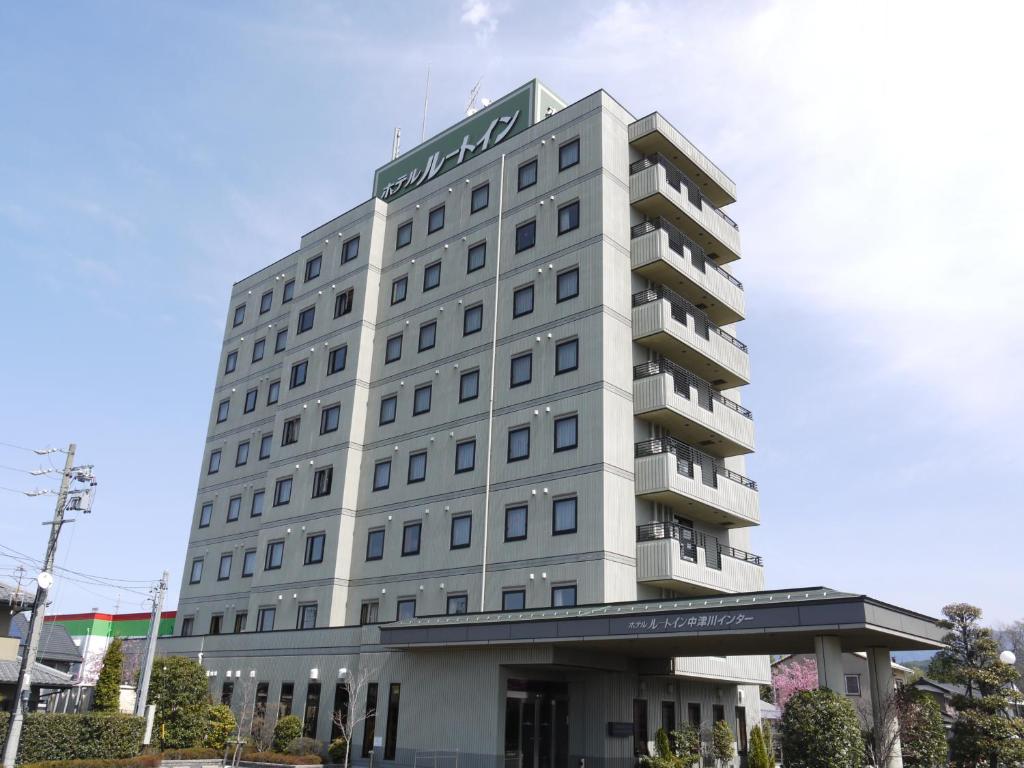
379;587;944;657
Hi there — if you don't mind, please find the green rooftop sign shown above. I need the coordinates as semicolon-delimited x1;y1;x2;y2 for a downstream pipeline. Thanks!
374;81;554;203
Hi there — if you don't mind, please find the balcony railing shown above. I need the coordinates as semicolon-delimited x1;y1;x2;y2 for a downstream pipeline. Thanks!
634;358;752;419
632;285;748;353
635;436;757;490
629;154;739;231
637;522;764;567
631;218;743;290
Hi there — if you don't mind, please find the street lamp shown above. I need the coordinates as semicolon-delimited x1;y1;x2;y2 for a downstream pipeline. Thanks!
1000;650;1017;666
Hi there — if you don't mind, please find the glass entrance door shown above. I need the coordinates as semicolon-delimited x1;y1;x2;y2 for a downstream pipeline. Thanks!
505;680;569;768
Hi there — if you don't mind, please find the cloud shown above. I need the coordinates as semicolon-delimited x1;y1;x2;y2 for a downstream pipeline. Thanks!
460;0;499;42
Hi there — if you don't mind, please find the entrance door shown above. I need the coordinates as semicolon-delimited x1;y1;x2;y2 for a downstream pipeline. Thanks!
735;706;748;767
505;680;569;768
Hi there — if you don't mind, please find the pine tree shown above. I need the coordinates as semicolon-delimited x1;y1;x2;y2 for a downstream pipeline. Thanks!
93;637;124;711
747;725;771;768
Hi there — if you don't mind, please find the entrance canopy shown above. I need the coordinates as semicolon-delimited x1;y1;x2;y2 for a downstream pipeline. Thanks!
379;587;945;658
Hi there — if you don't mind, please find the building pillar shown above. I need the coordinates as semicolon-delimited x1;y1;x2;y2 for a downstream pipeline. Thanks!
813;635;844;692
867;647;903;768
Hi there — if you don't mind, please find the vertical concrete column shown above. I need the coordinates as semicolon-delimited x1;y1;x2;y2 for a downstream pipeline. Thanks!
813;635;844;692
867;647;903;768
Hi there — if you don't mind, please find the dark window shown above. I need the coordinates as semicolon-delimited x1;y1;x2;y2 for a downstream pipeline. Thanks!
256;607;275;632
383;684;401;760
407;451;427;483
418;321;436;351
242;550;256;578
275;329;288;353
510;352;532;387
633;699;648;757
221;680;235;705
552;584;577;607
428;204;445;233
312;466;333;498
189;558;203;584
402;522;421;556
471;183;489;213
366;529;385;561
446;594;468;615
259;434;272;460
267;380;280;405
507;426;530;462
297;305;316;334
518;159;537;190
502;590;525;611
274;477;293;506
224;351;237;374
227;496;241;521
557;200;580;235
373;460;391;491
385;334;402;363
396;221;413;248
207;450;221;474
361;601;380;624
260;291;273;314
557;268;579;302
198;502;213;528
464;304;483;335
265;540;284;570
341;236;360;263
505;505;527;541
662;701;676;735
556;339;579;374
216;399;229;423
305;533;326;565
290;360;308;388
553;496;578;534
334;288;355;318
397;599;416;620
455;440;476;473
328;345;347;374
283;279;295;303
713;705;725;723
559;139;580;171
688;703;701;728
252;338;265;362
181;617;194;636
423;261;441;291
413;384;432;415
554;415;578;452
513;285;534;317
515;220;536;252
379;395;397;425
361;684;378;758
450;514;472;549
331;684;350;741
460;370;480;402
845;674;861;696
250;490;264;517
391;276;408;304
244;388;258;413
305;254;322;282
467;242;486;273
282;417;300;446
298;603;318;630
233;304;245;327
321;405;341;434
218;554;232;581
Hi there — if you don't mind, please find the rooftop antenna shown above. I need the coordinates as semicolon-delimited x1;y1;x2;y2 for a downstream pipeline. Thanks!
391;127;401;160
465;78;482;116
420;64;431;143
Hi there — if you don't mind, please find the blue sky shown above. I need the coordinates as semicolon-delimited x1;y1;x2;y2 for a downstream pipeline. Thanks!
1;1;1021;624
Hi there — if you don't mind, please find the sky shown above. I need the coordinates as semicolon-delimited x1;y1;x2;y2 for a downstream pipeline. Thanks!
1;0;1021;626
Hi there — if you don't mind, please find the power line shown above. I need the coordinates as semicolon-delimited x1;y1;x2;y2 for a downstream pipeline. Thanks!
0;441;63;455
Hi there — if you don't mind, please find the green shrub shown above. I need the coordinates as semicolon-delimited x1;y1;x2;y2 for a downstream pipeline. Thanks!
669;724;700;764
271;715;303;753
241;750;323;765
284;738;322;756
94;638;125;712
711;720;735;766
160;747;222;759
326;738;347;765
205;704;237;750
20;757;160;768
780;688;864;768
147;656;210;750
747;725;771;768
9;713;144;763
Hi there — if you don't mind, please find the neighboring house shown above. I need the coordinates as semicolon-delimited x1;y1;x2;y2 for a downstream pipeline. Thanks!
9;614;83;675
909;677;964;730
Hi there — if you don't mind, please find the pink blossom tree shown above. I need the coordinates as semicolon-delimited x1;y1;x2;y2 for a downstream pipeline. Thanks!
773;657;819;710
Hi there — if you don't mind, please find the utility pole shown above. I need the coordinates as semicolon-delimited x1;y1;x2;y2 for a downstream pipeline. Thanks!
2;443;76;768
134;570;168;716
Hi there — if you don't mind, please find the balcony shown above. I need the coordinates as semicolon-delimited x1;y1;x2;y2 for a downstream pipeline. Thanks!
632;286;750;388
630;154;741;264
629;113;736;207
632;219;744;325
636;522;764;595
634;437;759;527
634;359;754;457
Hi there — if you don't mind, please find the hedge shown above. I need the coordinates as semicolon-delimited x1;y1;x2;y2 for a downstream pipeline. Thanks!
159;748;222;759
0;712;145;763
241;751;323;765
20;758;160;768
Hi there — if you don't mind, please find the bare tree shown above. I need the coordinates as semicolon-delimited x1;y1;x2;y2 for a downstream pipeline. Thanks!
330;667;377;768
856;690;904;768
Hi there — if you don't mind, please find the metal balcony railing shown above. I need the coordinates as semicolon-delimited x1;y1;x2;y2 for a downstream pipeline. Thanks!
631;218;743;289
635;436;758;490
632;285;748;353
629;154;740;230
636;522;764;568
634;358;752;419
